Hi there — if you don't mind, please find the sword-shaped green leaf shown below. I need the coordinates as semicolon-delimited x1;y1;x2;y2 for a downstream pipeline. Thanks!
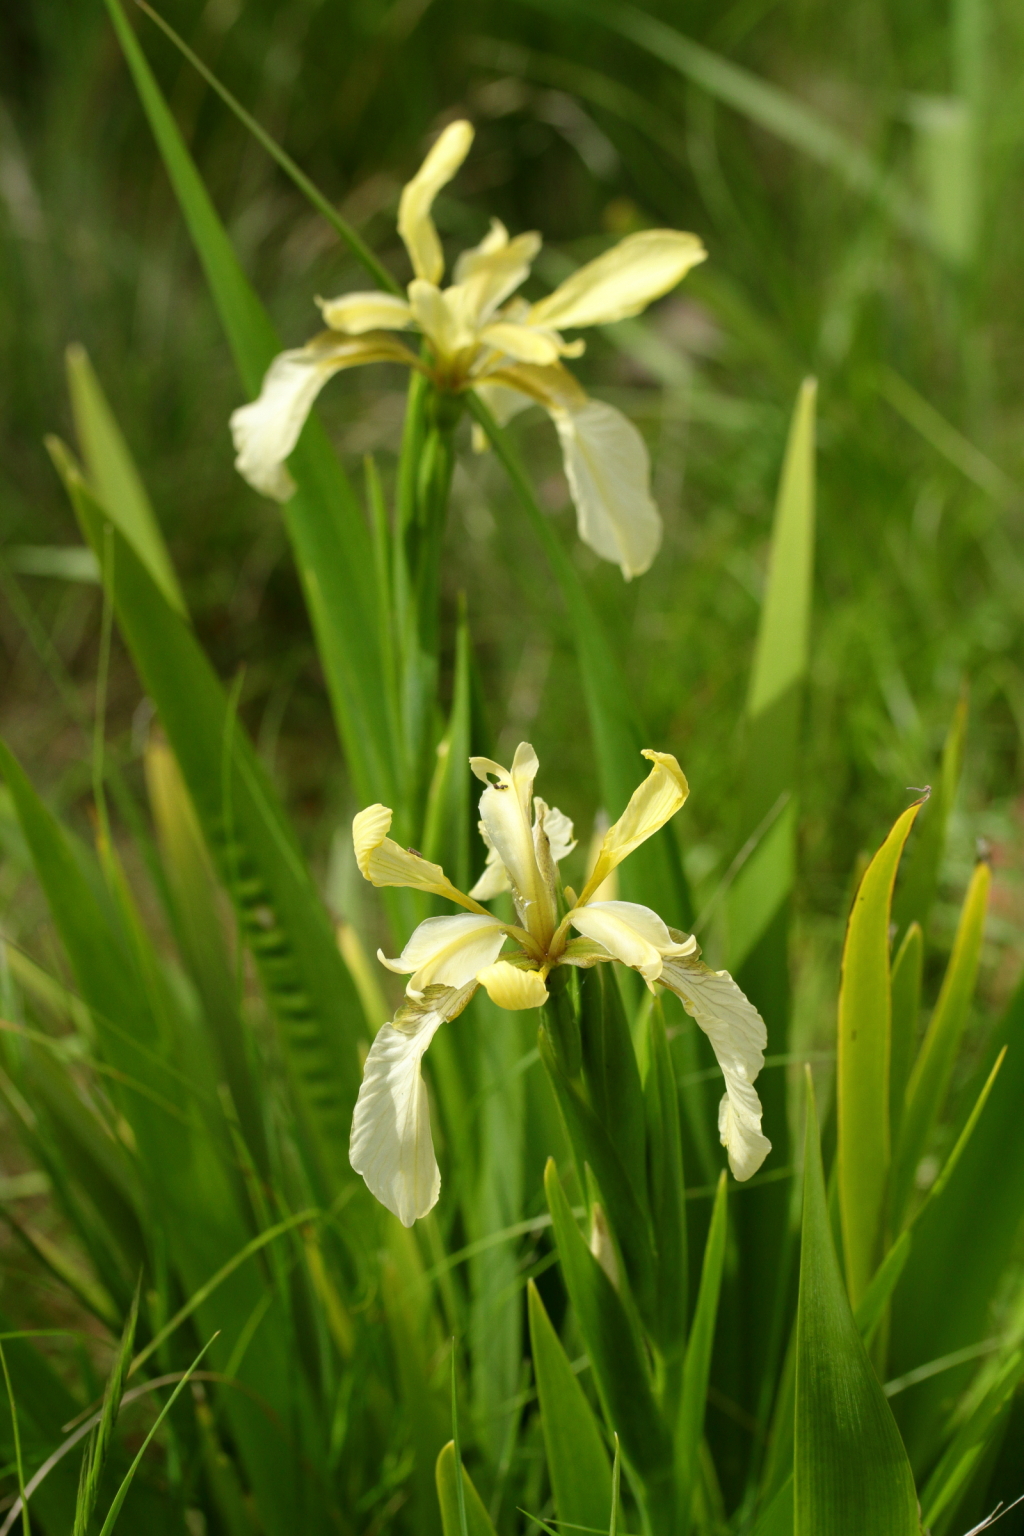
889;923;923;1145
676;1172;727;1534
65;346;185;619
796;1074;919;1535
102;0;398;812
435;1442;497;1536
838;801;921;1308
543;1158;671;1501
527;1279;612;1535
49;442;363;1192
728;376;816;969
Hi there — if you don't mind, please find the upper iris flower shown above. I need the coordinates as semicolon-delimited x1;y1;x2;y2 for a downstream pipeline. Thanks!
349;743;770;1225
230;120;706;579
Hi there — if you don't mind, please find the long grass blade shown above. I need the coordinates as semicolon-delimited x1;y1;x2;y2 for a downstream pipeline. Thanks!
133;1;401;296
73;1279;140;1536
0;1340;29;1536
97;1335;218;1536
676;1171;728;1534
102;0;398;810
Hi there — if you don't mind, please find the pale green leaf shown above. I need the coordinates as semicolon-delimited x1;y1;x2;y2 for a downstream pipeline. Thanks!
435;1442;497;1536
838;801;921;1307
796;1074;919;1535
65;346;186;618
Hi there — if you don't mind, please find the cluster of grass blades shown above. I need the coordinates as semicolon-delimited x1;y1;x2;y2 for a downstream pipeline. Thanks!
0;1;1022;1534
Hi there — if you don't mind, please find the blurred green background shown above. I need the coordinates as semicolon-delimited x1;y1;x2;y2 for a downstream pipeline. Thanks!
1;0;1024;1528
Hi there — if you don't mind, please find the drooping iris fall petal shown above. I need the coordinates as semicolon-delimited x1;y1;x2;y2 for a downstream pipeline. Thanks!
552;399;663;580
569;900;694;982
660;955;771;1182
349;982;476;1226
377;912;506;996
229;332;420;501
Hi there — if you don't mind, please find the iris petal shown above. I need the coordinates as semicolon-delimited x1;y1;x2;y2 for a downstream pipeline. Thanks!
349;982;476;1226
660;956;771;1181
529;229;706;330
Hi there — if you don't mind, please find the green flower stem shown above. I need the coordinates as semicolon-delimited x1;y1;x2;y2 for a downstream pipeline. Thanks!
394;384;463;825
541;967;582;1082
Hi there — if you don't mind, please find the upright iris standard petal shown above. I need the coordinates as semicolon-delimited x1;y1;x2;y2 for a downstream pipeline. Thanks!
469;823;511;900
397;119;475;284
470;743;556;942
529;229;707;330
552;399;663;579
349;982;476;1226
569;900;694;982
377;912;506;996
230;332;421;500
581;750;689;902
659;955;771;1181
452;226;542;326
537;804;577;864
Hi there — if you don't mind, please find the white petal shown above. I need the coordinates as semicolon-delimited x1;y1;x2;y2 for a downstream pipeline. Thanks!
659;957;771;1181
469;382;533;451
453;217;510;275
378;912;505;995
470;744;555;938
469;823;511;900
540;804;576;864
230;333;417;500
349;982;475;1225
317;292;414;333
569;900;691;982
397;120;475;284
529;229;706;330
552;399;662;579
451;228;541;326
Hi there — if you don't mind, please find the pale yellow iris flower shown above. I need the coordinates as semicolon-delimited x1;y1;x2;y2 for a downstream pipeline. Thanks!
349;743;770;1225
230;120;706;579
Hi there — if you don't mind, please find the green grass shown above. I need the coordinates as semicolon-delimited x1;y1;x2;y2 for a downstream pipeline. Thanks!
1;0;1024;1531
